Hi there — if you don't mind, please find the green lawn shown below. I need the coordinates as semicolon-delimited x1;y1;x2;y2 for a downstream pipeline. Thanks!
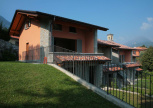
106;90;153;108
0;62;119;108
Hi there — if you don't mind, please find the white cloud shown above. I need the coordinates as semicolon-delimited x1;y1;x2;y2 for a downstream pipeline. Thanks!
140;22;152;30
147;17;153;22
140;17;153;30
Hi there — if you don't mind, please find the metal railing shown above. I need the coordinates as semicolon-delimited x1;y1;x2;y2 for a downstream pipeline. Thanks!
53;53;153;108
101;62;153;108
20;45;75;62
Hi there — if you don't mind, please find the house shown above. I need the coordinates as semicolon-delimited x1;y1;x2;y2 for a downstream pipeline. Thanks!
132;46;147;62
9;36;19;46
98;34;141;87
9;10;111;87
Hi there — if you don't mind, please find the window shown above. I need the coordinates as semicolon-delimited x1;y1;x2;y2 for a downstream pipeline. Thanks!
119;55;125;63
53;24;62;31
25;19;31;30
69;26;76;33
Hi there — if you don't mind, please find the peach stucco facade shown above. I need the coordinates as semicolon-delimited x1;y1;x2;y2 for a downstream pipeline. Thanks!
19;18;96;61
52;20;95;53
19;19;40;60
119;50;132;62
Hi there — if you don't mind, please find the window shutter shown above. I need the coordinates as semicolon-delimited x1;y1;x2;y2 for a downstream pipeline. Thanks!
77;39;82;53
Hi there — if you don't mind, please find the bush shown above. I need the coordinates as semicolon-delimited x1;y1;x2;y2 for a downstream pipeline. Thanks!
0;45;18;61
140;46;153;71
0;22;10;41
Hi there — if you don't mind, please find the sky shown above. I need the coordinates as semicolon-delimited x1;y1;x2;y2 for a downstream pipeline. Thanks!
0;0;153;44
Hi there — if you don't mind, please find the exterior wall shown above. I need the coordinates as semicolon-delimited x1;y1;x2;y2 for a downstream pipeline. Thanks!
126;68;136;85
98;46;111;59
40;19;53;63
52;20;95;53
136;50;140;56
40;19;50;47
119;50;132;62
19;19;40;61
94;64;103;87
94;30;97;53
85;30;94;53
112;49;119;64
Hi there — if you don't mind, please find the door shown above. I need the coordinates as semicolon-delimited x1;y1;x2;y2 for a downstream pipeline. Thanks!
26;43;29;60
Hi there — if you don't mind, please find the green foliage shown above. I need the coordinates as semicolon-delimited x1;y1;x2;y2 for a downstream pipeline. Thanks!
0;21;10;41
140;46;153;71
141;45;147;48
0;45;18;61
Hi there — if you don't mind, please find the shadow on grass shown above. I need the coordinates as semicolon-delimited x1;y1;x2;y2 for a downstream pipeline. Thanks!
0;78;118;108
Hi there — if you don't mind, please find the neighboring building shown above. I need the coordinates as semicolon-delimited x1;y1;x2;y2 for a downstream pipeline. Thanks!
98;34;134;64
132;47;147;62
9;36;19;46
98;34;141;88
9;10;110;87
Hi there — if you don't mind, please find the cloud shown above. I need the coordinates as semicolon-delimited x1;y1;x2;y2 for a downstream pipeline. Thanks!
147;17;153;22
140;17;153;30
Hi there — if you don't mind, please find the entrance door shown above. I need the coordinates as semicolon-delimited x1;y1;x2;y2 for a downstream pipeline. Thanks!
26;43;29;60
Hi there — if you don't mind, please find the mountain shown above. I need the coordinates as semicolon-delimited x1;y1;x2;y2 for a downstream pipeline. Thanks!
0;16;11;29
124;36;153;47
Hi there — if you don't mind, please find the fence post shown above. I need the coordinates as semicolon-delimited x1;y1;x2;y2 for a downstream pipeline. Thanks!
107;73;109;94
73;52;74;74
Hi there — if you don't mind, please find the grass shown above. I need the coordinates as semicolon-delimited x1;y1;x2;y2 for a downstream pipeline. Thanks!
0;62;119;108
106;90;153;108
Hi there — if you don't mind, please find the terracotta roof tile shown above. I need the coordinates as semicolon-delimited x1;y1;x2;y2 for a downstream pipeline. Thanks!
98;39;134;50
125;63;141;68
103;67;123;72
136;68;143;71
11;36;19;39
98;39;120;47
56;55;111;62
134;47;147;50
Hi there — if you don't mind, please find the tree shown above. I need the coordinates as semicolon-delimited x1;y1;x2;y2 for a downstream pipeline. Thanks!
0;21;10;41
140;46;153;71
141;45;147;48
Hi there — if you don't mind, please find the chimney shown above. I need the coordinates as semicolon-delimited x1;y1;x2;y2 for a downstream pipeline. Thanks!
107;34;113;41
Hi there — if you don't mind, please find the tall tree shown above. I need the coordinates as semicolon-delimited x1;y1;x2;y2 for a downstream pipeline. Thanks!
141;45;147;48
140;46;153;71
0;21;10;41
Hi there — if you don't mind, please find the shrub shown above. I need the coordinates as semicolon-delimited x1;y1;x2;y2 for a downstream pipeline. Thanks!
140;46;153;71
0;45;18;61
